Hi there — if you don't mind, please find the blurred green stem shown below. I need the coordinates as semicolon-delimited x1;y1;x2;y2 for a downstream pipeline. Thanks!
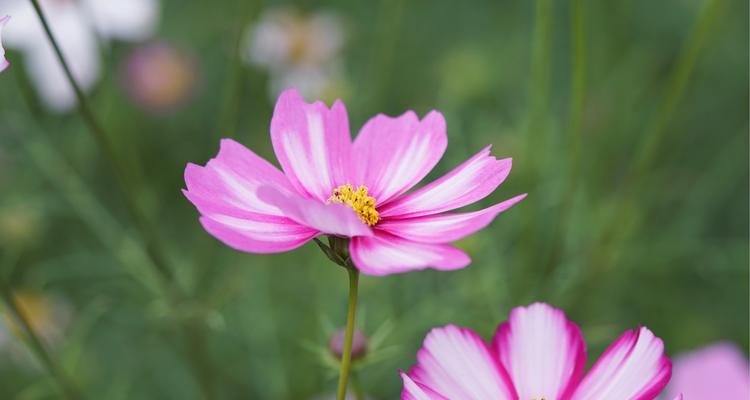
517;0;554;300
28;1;218;397
628;0;723;185
0;282;81;400
542;0;587;282
336;268;360;400
569;0;723;308
27;0;174;285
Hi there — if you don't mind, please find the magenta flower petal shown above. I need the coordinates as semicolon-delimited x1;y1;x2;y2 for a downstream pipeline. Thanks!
198;215;317;253
0;15;9;73
572;327;671;400
184;139;296;216
405;325;516;399
378;194;526;243
401;372;448;400
352;110;447;205
270;87;353;202
184;139;319;252
491;303;586;400
379;146;512;218
666;342;749;399
257;185;372;238
349;232;470;276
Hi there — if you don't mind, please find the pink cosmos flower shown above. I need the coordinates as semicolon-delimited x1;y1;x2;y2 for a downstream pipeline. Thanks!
664;342;749;399
401;303;672;400
183;88;525;276
0;15;9;73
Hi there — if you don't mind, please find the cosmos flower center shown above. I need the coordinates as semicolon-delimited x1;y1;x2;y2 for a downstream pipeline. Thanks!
327;184;380;226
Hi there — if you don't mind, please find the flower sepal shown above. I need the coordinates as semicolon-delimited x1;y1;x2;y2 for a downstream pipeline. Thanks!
314;236;354;270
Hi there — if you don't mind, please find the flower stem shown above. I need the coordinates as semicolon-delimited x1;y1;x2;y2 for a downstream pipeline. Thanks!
0;283;80;400
27;0;174;285
335;267;360;400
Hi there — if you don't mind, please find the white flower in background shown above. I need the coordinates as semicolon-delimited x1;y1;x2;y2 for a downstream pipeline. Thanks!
242;7;346;101
0;0;159;111
0;15;9;73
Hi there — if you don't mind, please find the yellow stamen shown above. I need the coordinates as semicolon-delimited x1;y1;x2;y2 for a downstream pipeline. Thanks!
327;184;380;226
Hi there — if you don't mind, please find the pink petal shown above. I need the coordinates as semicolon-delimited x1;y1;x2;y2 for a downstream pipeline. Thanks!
349;231;470;276
0;15;9;73
405;325;515;400
401;372;448;400
666;342;749;399
378;194;526;243
672;395;683;400
198;214;317;253
352;111;447;205
184;139;296;217
379;146;512;218
257;186;372;238
184;139;317;253
572;327;672;400
270;88;352;202
491;303;586;400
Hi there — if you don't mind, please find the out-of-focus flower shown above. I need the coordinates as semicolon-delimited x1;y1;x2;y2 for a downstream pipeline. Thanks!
329;328;368;360
664;342;749;399
401;303;672;400
0;290;72;358
184;88;525;276
0;203;41;248
242;7;346;101
1;0;159;111
0;15;9;73
123;41;197;113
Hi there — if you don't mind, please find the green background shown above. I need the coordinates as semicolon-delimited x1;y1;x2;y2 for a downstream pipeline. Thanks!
0;0;747;398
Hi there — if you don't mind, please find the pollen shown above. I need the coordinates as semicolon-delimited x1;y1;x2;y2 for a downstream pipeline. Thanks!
327;184;380;226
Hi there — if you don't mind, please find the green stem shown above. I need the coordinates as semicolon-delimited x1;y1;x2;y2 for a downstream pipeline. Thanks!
0;284;81;400
27;0;174;284
27;1;217;397
335;268;360;400
541;0;587;282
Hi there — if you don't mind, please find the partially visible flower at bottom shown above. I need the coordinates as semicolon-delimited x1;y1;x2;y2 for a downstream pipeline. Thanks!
664;342;749;399
401;303;672;400
123;41;198;113
0;15;9;73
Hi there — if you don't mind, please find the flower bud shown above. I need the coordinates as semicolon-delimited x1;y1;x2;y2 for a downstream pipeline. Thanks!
329;328;367;361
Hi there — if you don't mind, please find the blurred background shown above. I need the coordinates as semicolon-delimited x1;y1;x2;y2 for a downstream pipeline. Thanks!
0;0;747;398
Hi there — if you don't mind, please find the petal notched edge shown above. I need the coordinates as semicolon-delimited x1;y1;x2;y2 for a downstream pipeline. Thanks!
572;327;671;400
491;302;586;400
353;110;447;205
270;87;353;201
380;146;512;218
378;194;526;243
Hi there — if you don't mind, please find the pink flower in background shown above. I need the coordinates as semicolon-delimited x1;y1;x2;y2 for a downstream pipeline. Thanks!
184;88;524;276
124;41;198;113
0;15;9;73
401;303;672;400
1;0;159;111
664;342;749;399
